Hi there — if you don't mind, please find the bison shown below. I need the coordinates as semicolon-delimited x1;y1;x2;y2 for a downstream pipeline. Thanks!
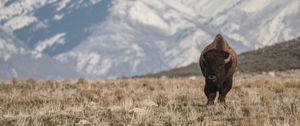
199;34;237;105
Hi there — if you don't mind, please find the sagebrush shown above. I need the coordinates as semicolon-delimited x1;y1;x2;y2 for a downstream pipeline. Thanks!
0;70;299;126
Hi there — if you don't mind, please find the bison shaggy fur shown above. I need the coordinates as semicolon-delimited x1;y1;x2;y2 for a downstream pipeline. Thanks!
199;34;237;105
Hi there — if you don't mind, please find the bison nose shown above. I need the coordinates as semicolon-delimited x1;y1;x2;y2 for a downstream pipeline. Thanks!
207;75;217;82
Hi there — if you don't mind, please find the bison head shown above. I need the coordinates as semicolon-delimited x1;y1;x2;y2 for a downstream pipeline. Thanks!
202;49;232;86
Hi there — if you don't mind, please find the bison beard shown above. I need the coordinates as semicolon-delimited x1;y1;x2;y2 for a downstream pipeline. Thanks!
199;34;237;105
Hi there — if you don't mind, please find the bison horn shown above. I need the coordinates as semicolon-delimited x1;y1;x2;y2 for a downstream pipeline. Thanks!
224;55;231;63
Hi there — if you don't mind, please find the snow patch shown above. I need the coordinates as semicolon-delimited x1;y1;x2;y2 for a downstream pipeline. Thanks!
53;14;64;20
89;0;103;5
31;50;43;59
241;0;272;13
55;0;71;11
0;0;48;21
4;16;37;31
282;1;299;15
0;41;18;61
32;20;48;31
35;33;66;52
67;52;112;75
129;1;169;31
160;0;196;17
0;41;18;53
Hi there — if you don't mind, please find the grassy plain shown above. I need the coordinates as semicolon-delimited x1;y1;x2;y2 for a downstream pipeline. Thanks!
0;70;299;126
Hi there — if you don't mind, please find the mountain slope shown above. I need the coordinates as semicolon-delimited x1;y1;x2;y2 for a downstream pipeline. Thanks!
0;0;111;56
57;0;300;78
0;28;77;80
141;37;300;78
1;0;300;79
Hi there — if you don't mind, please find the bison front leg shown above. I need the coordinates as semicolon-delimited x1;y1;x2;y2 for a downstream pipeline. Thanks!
218;77;233;104
204;84;217;105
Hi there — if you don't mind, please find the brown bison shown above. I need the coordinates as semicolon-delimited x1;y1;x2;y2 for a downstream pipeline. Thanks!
199;34;237;105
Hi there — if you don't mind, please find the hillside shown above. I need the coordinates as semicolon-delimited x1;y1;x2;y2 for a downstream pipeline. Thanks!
0;28;78;80
142;37;300;78
238;37;300;72
1;0;300;79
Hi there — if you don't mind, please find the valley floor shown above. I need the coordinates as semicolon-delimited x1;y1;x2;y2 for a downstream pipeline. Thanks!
0;70;300;126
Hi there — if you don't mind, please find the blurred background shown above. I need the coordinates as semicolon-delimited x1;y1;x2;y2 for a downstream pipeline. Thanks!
0;0;299;80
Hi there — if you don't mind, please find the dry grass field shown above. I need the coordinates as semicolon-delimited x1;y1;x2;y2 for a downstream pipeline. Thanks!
0;70;299;126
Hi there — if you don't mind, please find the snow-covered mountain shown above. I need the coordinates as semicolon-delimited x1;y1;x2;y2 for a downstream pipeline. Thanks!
0;0;299;79
0;0;111;56
0;28;77;80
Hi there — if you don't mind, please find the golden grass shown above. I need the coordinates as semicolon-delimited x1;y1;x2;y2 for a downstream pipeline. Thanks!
0;70;299;126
